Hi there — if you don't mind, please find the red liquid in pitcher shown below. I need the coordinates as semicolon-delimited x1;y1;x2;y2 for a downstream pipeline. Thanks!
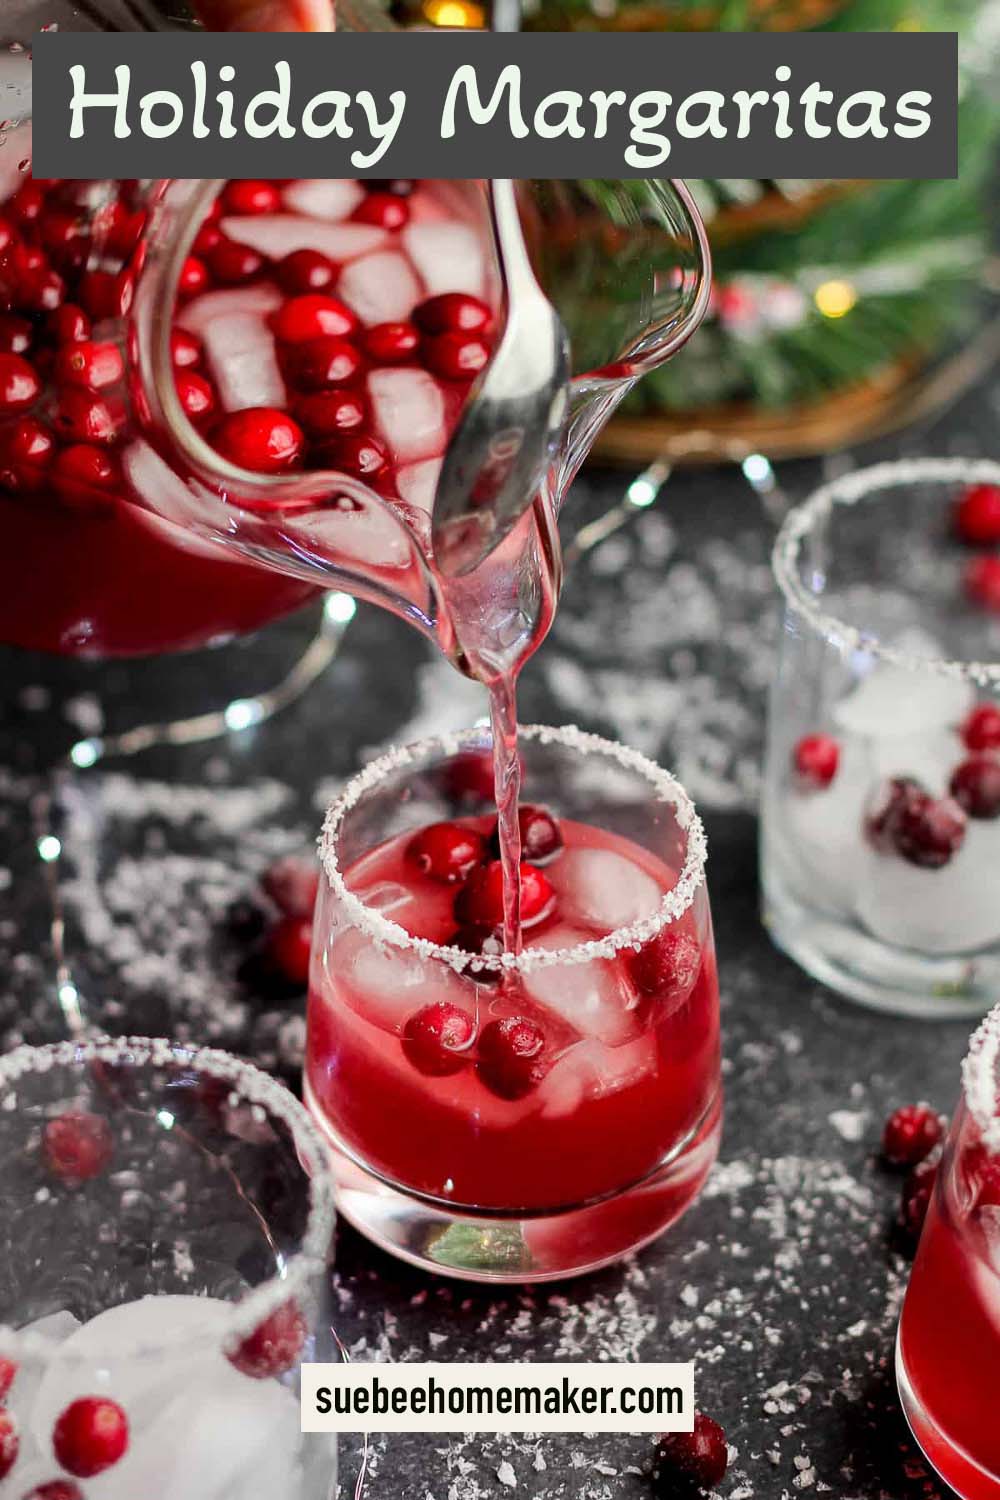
306;811;720;1214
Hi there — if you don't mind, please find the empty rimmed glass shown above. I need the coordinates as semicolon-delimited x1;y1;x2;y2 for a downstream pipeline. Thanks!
0;1037;337;1500
761;457;1000;1019
305;724;722;1282
896;1002;1000;1499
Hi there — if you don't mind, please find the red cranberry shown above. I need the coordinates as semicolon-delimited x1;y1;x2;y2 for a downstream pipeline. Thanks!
892;792;966;869
278;249;338;296
212;407;304;473
422;331;490;382
455;860;554;930
414;293;492;336
43;1111;114;1184
52;444;120;504
865;776;925;850
102;203;144;259
54;388;124;445
491;804;563;865
447;749;497;806
52;1398;128;1478
193;221;222;258
792;733;839;789
0;216;15;255
651;1413;728;1496
177;255;209;298
0;1358;16;1400
53;339;124;392
402;1001;476;1076
962;703;1000;752
9;182;45;225
973;1151;1000;1208
170;327;203;369
0;314;33;355
261;856;320;917
48;304;90;345
351;192;410;230
966;556;1000;613
264;915;313;987
0;416;54;490
407;822;485;884
901;1155;939;1243
362;321;419;364
271;294;358;344
0;1409;17;1481
317;431;388;480
366;178;414;197
955;483;1000;546
19;267;67;315
78;268;131;321
20;1484;85;1500
176;370;217;423
628;927;702;1001
449;924;504;981
283;335;364;391
227;1300;306;1378
293;388;366;440
882;1104;944;1168
950;754;1000;819
0;352;40;412
39;210;89;269
207;239;264;285
221;180;281;217
477;1016;548;1100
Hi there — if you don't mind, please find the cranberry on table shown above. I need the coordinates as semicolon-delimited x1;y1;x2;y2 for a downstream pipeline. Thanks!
402;1001;476;1076
277;249;337;296
351;192;410;230
52;1398;129;1478
212;407;304;473
901;1155;939;1244
414;292;492;336
0;1409;17;1481
954;483;1000;546
455;859;554;929
651;1413;728;1496
175;370;217;424
407;822;485;884
264;914;313;987
882;1104;944;1168
949;754;1000;819
207;239;265;286
362;321;420;364
271;293;358;344
792;733;839;789
0;352;40;412
293;388;367;440
961;702;1000;751
421;331;491;382
221;180;281;216
227;1300;306;1379
282;335;364;391
966;555;1000;613
628;927;702;1001
42;1111;114;1184
891;791;966;869
53;340;124;392
477;1016;549;1101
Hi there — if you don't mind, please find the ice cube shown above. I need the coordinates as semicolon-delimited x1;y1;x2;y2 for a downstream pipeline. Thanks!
834;661;974;740
403;222;486;297
281;179;365;222
176;283;282;337
396;457;442;514
220;216;387;263
548;849;662;934
289;495;415;572
122;441;230;562
781;737;876;917
854;815;1000;956
333;929;469;1034
368;368;446;465
536;1037;657;1119
201;311;286;414
338;251;422;325
524;925;644;1045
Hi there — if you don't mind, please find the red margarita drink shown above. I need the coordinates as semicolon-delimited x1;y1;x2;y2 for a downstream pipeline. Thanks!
897;1003;1000;1499
305;725;722;1281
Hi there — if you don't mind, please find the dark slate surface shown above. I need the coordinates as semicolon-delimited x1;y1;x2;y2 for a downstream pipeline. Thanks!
3;375;996;1499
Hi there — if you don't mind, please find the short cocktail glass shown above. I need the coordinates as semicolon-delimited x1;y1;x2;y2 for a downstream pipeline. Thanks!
0;1037;337;1500
896;1001;1000;1499
761;457;1000;1019
305;724;722;1282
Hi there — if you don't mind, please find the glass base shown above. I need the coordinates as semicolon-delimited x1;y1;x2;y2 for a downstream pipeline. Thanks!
896;1327;999;1500
761;853;998;1021
306;1080;722;1283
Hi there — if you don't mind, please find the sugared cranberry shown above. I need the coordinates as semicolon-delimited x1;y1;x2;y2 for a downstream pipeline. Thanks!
362;321;419;364
221;180;281;217
882;1104;944;1168
264;915;313;987
0;1409;17;1480
966;555;1000;613
477;1016;548;1100
628;927;702;1002
283;335;363;391
0;352;40;412
962;702;1000;751
52;1398;128;1478
293;388;366;439
52;444;120;504
170;327;203;369
54;339;124;392
422;331;490;382
207;239;264;285
402;1001;476;1076
0;417;54;490
42;1111;114;1184
950;754;1000;819
414;293;492;336
212;407;304;472
0;315;33;355
892;792;966;869
0;1357;16;1400
955;483;1000;546
792;733;839;789
901;1155;939;1243
277;249;337;296
455;860;554;930
177;255;208;298
53;388;124;445
20;1483;84;1500
318;431;388;480
48;304;90;345
261;856;320;917
271;294;358;344
227;1300;305;1378
175;370;217;424
407;822;485;884
351;192;410;230
651;1413;728;1496
491;804;563;866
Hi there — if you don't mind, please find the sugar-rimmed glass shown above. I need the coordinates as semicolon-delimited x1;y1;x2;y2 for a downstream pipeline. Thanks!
762;457;1000;1019
305;724;722;1283
896;1002;1000;1498
0;1037;337;1500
